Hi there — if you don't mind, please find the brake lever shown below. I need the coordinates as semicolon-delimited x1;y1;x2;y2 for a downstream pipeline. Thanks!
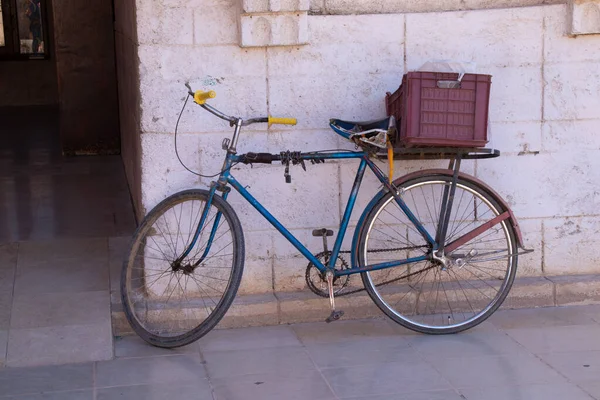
184;82;194;96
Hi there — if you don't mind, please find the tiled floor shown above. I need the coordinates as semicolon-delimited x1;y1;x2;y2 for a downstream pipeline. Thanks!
0;106;136;367
1;306;600;399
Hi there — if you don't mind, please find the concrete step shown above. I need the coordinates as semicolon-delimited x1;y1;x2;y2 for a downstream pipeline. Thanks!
111;274;600;336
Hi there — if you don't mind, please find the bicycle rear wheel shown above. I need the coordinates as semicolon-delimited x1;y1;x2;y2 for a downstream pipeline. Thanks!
358;175;518;334
121;189;244;348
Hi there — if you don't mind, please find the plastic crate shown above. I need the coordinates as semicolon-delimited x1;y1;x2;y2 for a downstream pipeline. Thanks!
385;72;491;148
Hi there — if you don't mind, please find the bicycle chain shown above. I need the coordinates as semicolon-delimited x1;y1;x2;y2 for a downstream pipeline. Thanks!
306;244;430;297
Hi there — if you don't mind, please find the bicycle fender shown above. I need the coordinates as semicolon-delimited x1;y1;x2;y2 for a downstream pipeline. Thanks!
350;169;525;269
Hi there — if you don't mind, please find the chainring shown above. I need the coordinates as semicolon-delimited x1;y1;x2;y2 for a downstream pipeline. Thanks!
305;251;350;298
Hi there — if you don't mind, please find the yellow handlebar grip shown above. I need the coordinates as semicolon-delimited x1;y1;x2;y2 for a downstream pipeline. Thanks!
194;90;216;105
268;116;297;127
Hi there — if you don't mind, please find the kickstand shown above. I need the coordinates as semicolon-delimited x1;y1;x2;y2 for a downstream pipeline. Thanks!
325;271;344;323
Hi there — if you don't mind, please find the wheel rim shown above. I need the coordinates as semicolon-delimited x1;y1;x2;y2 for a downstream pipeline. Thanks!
124;196;237;339
363;179;515;330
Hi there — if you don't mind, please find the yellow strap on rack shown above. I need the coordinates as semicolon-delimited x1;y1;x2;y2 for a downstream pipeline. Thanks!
387;137;394;184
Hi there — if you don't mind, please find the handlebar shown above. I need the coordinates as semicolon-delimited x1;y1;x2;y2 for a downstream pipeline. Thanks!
184;83;296;128
268;116;297;127
193;90;216;105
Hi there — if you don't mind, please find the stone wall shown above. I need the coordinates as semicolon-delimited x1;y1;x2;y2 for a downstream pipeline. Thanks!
115;0;143;218
136;1;600;295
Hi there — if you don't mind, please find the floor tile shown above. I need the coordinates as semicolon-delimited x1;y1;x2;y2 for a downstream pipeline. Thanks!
579;381;600;399
97;382;212;400
10;291;110;329
204;346;317;380
2;389;93;400
0;243;17;293
211;370;335;400
0;292;12;330
343;390;465;400
537;351;600;383
109;237;130;293
17;238;108;266
489;306;599;329
305;336;418;369
459;383;594;400
7;323;113;367
96;354;207;387
321;360;451;398
292;318;400;345
433;354;565;389
114;335;199;358
14;257;109;295
405;330;524;359
197;326;302;352
0;330;7;368
0;363;93;396
505;325;600;354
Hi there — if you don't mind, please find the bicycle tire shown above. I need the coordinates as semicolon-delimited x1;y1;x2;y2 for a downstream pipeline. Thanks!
121;189;244;348
358;175;518;334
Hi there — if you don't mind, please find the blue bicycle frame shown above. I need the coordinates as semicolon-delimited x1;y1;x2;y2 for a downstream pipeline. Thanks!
174;96;437;278
183;149;435;278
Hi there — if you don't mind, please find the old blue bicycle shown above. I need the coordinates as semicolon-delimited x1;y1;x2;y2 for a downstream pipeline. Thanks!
122;85;529;348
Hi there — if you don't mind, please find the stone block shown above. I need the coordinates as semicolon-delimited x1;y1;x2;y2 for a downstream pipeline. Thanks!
568;0;600;35
221;162;340;232
138;44;267;83
217;293;280;328
240;12;308;47
238;231;274;295
542;119;600;153
268;72;396;130
140;133;202;210
138;75;268;134
406;7;544;69
544;62;600;121
544;4;600;63
550;274;600;305
477;151;600;219
267;15;403;77
488;121;542;155
502;277;555;309
310;0;325;13
243;0;310;12
516;219;543;276
308;14;403;46
486;65;543;123
323;0;561;14
137;4;194;45
194;0;239;45
544;217;600;275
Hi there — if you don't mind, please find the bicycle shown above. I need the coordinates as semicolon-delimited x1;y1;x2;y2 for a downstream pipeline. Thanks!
121;84;531;348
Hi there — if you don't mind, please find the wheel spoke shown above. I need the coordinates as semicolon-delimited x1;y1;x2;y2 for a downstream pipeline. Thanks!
122;192;242;347
362;178;516;333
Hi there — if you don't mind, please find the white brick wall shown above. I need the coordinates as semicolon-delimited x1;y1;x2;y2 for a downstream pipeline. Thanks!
137;2;600;296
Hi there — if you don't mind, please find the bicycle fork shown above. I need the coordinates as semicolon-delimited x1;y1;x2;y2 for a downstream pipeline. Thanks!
175;184;226;267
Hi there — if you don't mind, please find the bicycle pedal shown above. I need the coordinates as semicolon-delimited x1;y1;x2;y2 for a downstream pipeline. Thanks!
325;310;344;323
312;229;334;237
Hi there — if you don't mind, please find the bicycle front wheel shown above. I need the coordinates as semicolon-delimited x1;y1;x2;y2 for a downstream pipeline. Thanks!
358;175;518;334
121;189;244;348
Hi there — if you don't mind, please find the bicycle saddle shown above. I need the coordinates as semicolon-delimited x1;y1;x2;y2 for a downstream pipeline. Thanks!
330;116;396;148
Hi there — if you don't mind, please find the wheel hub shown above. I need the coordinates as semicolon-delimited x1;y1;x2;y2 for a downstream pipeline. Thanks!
172;262;195;275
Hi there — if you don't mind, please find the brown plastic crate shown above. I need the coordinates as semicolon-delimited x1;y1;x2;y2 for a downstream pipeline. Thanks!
386;72;491;148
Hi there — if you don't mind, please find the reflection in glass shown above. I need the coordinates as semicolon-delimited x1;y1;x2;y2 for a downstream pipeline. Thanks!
18;0;44;54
